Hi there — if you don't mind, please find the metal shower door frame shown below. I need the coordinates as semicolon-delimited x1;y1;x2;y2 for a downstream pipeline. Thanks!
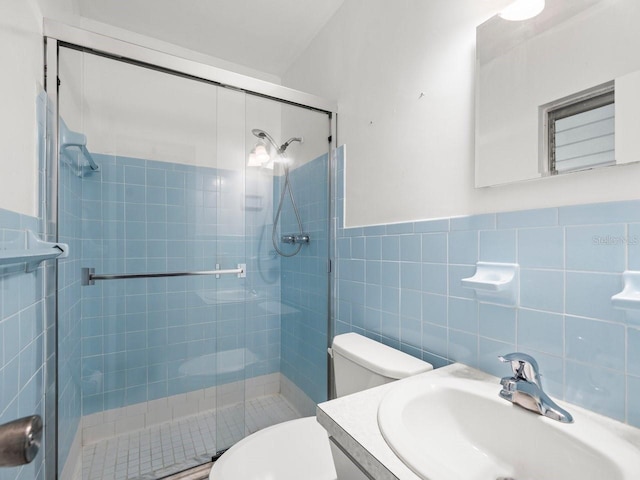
43;21;337;480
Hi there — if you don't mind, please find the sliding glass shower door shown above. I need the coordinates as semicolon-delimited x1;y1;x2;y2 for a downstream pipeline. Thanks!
54;43;332;480
56;46;248;478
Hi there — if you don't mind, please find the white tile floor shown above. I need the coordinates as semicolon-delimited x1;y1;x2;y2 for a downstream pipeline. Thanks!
82;394;301;480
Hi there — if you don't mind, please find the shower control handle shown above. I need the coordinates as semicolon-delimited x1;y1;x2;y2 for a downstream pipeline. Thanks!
0;415;43;467
281;234;311;245
281;234;296;244
295;234;310;244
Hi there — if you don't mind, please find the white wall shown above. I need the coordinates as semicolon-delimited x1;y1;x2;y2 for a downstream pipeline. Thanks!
0;0;44;216
283;0;640;227
281;102;331;169
40;0;281;85
75;17;282;85
37;0;78;22
59;49;221;167
0;0;283;216
58;44;327;177
59;48;288;174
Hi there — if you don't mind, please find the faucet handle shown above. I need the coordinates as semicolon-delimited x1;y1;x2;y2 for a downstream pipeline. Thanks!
498;352;541;386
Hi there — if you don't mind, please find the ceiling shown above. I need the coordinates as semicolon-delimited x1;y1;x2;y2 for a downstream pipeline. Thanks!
74;0;345;76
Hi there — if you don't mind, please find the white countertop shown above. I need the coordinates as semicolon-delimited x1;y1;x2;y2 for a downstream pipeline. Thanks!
316;363;640;480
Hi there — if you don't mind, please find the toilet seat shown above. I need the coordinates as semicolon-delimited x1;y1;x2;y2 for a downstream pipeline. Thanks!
209;417;337;480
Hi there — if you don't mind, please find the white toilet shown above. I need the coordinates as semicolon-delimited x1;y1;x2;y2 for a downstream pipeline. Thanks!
210;332;433;480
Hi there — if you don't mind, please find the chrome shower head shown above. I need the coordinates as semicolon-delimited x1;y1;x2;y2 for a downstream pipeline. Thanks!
251;129;303;154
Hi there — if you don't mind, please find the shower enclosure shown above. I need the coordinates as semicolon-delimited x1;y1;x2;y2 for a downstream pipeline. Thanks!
45;27;334;480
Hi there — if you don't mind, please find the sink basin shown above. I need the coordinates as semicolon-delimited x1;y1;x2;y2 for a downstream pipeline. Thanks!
377;375;640;480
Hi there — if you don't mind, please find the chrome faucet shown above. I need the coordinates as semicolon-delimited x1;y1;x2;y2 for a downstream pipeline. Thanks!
498;353;573;423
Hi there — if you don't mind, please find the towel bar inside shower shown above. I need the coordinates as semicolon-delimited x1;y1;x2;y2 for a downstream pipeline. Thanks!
81;264;246;286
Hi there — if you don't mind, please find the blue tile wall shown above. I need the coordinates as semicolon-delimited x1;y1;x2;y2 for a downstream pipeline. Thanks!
333;147;640;426
63;154;280;417
0;208;46;480
278;155;330;404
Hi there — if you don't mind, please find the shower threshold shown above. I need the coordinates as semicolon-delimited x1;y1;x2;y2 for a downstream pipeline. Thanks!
158;462;212;480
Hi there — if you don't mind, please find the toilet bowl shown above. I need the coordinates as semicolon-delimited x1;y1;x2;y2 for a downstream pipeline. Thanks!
209;333;433;480
210;417;336;480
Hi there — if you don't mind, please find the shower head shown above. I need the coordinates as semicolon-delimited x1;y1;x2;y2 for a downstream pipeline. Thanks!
252;129;268;139
251;128;303;154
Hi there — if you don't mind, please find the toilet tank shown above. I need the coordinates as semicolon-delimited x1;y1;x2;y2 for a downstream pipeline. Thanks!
331;333;433;398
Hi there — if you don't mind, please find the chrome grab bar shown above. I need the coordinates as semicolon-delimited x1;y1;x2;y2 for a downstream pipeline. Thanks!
81;264;246;286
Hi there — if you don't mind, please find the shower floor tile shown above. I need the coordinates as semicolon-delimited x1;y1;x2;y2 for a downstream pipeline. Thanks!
82;394;301;480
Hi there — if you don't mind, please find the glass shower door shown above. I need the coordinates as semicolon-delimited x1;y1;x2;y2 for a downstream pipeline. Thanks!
56;46;247;479
237;94;332;447
54;40;333;480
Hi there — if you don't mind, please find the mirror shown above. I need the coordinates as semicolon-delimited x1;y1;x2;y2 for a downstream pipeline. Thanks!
475;0;640;187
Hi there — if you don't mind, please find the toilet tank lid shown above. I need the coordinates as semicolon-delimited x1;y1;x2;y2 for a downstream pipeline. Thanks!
331;333;433;379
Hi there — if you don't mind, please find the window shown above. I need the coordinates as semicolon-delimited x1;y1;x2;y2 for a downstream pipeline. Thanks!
547;85;615;175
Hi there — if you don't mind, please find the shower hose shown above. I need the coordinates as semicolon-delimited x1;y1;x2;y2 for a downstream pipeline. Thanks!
272;161;303;257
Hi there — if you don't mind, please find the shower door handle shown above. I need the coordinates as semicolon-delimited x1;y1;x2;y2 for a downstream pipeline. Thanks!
0;415;43;467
